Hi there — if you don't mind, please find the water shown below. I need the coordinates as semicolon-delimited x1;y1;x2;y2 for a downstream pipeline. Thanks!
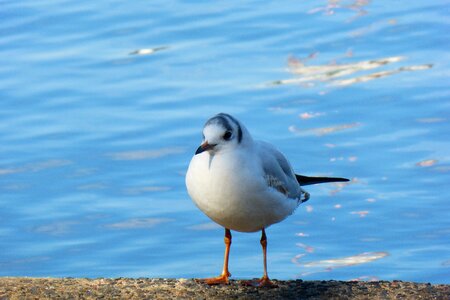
1;0;449;283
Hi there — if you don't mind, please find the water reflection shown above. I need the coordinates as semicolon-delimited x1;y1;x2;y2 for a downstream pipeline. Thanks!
123;186;172;195
292;252;389;276
187;222;221;231
333;63;432;86
295;232;310;237
105;218;173;229
0;159;71;176
288;123;360;136
296;243;315;253
0;257;51;269
77;183;108;191
68;168;98;178
308;0;370;20
350;211;369;218
415;159;438;167
107;147;185;160
299;112;325;120
0;183;29;191
329;179;357;195
271;54;432;88
350;19;398;37
129;46;168;56
416;118;446;124
33;221;79;236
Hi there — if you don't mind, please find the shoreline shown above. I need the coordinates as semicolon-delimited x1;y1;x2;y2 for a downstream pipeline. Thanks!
0;277;448;299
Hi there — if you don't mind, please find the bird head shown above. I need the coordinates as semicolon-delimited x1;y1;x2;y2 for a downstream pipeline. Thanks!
195;113;245;155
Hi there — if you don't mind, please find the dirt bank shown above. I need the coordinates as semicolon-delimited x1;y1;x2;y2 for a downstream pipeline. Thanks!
0;277;448;299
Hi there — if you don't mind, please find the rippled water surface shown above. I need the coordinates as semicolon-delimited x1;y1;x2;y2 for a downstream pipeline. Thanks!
1;0;449;283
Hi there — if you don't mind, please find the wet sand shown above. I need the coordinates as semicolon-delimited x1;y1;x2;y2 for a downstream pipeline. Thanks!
0;277;448;299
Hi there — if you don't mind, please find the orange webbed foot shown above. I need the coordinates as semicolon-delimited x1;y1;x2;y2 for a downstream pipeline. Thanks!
196;273;230;285
258;276;277;288
241;276;277;288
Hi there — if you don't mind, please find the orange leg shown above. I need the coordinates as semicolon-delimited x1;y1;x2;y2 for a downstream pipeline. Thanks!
242;229;277;288
197;228;232;285
258;228;276;287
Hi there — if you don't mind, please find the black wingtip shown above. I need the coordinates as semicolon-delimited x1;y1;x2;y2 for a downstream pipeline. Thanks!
296;174;350;186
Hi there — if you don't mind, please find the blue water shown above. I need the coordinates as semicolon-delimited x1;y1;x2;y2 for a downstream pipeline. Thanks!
1;0;449;284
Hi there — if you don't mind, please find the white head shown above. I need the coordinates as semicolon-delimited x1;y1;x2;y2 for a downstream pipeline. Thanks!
195;113;250;155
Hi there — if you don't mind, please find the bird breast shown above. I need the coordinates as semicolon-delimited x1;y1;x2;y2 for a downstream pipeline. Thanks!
186;149;298;232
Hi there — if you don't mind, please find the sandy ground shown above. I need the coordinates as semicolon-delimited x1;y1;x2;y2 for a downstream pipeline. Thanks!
0;277;448;299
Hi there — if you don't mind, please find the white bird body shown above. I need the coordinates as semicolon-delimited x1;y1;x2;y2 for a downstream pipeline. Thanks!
186;115;307;232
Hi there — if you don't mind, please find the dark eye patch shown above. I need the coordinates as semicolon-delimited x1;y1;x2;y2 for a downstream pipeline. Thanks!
223;131;232;140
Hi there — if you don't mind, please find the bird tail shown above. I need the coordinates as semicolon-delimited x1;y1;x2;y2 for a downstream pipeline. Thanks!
296;174;350;186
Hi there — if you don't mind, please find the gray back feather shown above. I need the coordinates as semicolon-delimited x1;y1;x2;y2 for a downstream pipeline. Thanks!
257;141;304;200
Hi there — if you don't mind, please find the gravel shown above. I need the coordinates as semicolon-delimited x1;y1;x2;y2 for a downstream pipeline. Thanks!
0;278;448;299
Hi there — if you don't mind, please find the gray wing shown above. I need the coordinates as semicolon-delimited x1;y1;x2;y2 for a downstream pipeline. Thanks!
256;141;308;202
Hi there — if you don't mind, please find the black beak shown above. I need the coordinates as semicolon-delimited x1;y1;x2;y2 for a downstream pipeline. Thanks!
195;142;216;155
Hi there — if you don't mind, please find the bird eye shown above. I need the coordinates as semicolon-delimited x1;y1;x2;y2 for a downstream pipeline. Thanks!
223;131;232;140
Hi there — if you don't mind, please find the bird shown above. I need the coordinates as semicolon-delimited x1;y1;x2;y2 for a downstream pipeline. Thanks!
185;113;349;287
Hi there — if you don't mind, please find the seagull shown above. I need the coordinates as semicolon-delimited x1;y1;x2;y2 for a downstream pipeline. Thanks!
186;113;349;287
